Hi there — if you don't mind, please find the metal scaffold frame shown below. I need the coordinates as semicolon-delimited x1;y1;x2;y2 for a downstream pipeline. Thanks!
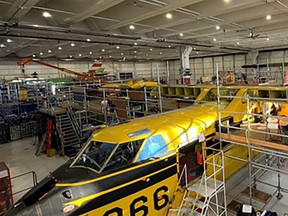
215;63;288;214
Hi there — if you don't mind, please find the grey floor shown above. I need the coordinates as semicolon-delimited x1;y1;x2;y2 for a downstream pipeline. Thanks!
1;137;288;215
0;137;68;202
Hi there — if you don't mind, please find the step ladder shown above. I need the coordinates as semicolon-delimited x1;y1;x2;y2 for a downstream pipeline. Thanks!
168;149;227;216
56;112;81;157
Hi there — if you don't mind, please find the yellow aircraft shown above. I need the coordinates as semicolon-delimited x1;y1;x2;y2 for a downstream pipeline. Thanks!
5;86;250;216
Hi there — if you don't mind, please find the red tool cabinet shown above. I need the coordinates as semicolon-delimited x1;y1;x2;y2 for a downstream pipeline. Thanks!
0;162;13;214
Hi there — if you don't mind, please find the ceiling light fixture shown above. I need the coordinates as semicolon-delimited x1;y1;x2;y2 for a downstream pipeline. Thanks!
58;47;62;50
79;53;82;57
216;25;220;30
179;33;184;37
266;14;271;20
69;55;73;58
146;54;149;56
168;45;171;48
71;43;75;47
40;52;43;55
48;50;52;53
87;38;91;42
196;51;199;54
237;42;240;45
134;42;138;45
129;25;135;30
134;50;137;53
7;39;12;43
116;46;120;49
213;38;217;41
101;49;105;52
121;53;124;55
150;48;153;51
89;51;93;55
266;37;270;41
166;13;172;19
160;52;162;55
224;0;231;3
0;44;5;48
42;11;52;18
109;55;112;58
32;54;36;57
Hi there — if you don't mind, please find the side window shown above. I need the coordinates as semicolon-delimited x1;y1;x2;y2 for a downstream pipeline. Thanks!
137;135;167;162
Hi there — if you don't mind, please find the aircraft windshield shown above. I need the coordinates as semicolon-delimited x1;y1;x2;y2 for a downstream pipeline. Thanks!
73;139;143;173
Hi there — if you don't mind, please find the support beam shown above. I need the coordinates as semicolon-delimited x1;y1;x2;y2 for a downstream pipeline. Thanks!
0;39;38;58
4;0;40;22
105;0;203;30
64;0;125;25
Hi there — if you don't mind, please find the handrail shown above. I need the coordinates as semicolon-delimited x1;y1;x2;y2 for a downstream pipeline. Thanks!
11;171;38;196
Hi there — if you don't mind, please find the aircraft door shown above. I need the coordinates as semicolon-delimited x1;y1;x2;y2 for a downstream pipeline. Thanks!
178;141;204;184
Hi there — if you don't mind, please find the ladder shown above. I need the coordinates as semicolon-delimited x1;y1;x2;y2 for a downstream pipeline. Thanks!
56;111;81;157
168;149;227;216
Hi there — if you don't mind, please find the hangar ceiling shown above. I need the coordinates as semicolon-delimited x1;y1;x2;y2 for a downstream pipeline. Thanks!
0;0;288;61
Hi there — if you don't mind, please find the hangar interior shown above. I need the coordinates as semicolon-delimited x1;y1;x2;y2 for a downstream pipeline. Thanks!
0;0;288;215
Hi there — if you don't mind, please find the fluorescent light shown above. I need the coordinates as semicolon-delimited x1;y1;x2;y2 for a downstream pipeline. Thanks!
71;43;75;47
179;33;184;37
89;51;93;54
32;25;39;27
101;49;105;52
48;50;52;53
79;53;82;56
216;25;220;30
42;11;51;18
266;15;271;20
266;37;270;41
7;39;12;43
87;38;91;42
58;47;62;50
129;25;135;30
213;38;217;41
0;44;5;48
116;46;120;49
166;13;172;19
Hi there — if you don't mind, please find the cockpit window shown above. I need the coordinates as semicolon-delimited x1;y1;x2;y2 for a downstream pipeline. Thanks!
137;135;167;162
73;139;143;173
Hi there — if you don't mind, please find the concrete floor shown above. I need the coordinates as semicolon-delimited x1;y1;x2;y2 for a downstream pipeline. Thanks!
1;137;288;215
0;137;68;202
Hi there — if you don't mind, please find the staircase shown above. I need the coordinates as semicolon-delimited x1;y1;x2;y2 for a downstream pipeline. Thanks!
168;149;227;216
56;110;81;157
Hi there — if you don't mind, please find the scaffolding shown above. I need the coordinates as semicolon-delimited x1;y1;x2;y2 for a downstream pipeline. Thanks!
215;64;288;215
